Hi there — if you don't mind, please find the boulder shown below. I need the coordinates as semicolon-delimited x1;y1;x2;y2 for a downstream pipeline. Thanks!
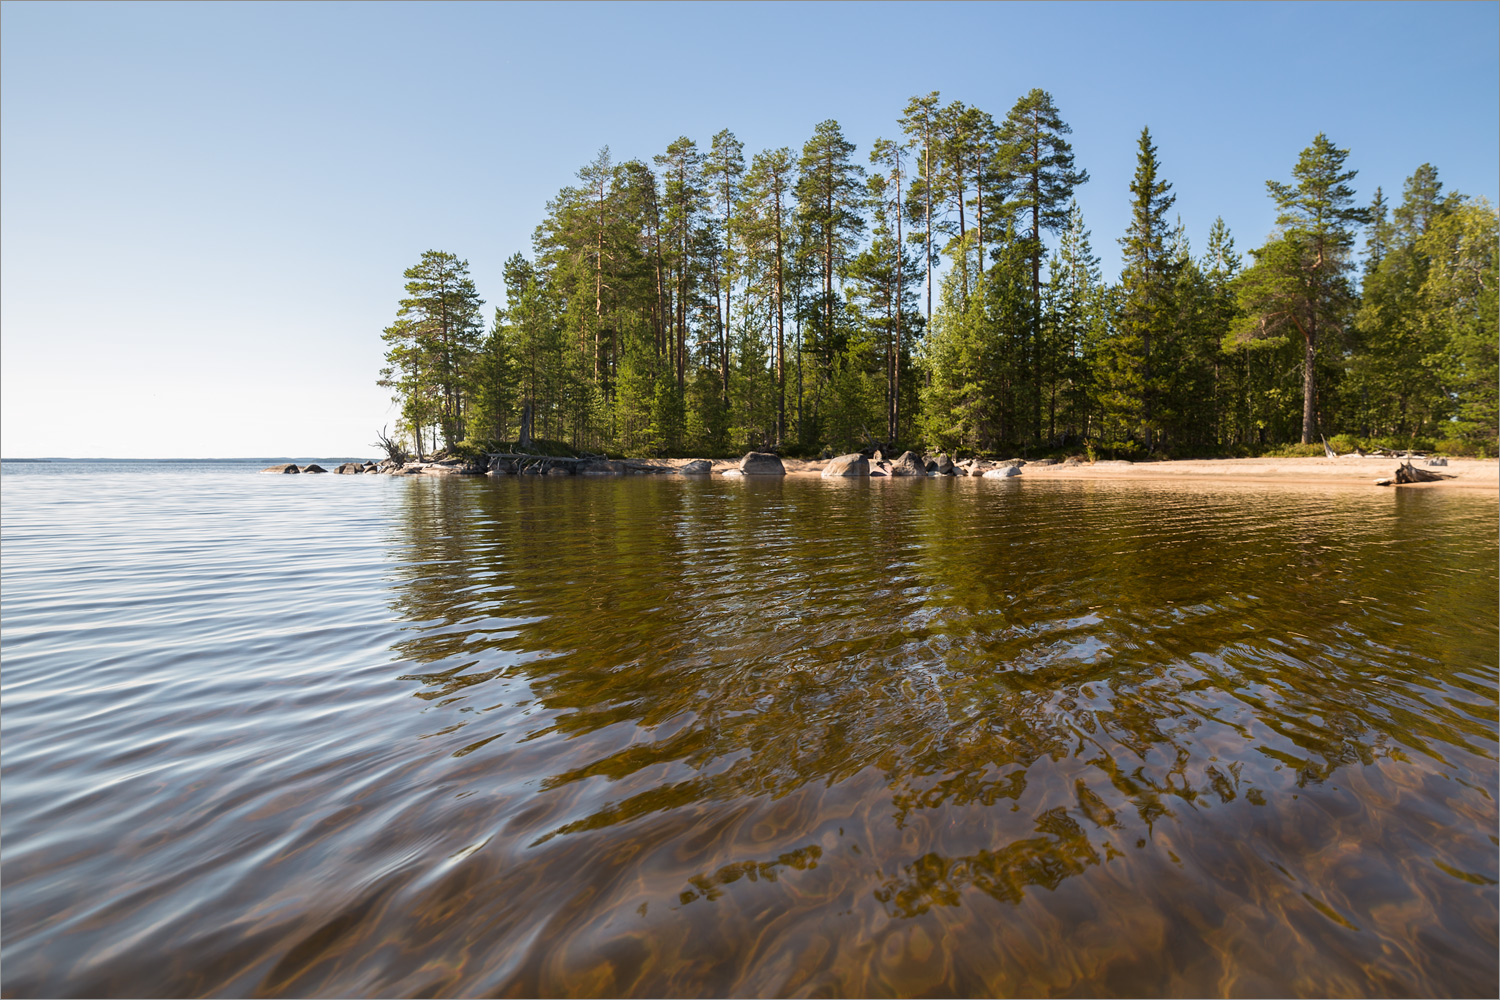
821;453;869;478
889;451;927;477
361;462;378;472
489;458;516;475
982;466;1022;478
299;464;328;474
739;452;786;475
721;468;744;477
871;449;886;462
579;459;627;475
935;453;954;475
679;459;712;475
1030;458;1058;467
261;463;300;474
335;462;363;474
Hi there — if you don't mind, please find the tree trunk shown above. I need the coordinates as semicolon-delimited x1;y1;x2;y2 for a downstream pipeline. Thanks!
519;401;533;451
1031;129;1043;447
775;190;786;447
894;158;903;447
1301;334;1317;444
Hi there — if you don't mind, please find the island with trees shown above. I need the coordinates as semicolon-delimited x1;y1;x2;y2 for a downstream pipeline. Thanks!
374;89;1498;469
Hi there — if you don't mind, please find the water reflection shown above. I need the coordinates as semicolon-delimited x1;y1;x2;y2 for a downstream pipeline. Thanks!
1;473;1493;997
374;476;1496;996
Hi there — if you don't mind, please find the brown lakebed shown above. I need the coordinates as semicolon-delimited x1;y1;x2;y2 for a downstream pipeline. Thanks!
1;464;1495;996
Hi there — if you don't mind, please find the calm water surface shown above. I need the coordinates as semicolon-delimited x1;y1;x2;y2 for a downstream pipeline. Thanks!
2;463;1496;997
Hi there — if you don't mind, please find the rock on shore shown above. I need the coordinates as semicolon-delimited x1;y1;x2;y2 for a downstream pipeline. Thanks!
261;463;300;474
821;453;869;477
739;452;786;475
889;451;927;477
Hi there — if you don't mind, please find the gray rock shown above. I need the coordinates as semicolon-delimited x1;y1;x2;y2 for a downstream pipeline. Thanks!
680;459;712;475
335;462;363;474
1029;457;1058;467
261;463;300;474
578;459;626;475
821;453;869;477
982;466;1022;478
1428;457;1449;466
299;464;328;474
489;458;516;475
721;468;744;477
935;453;954;475
889;451;927;476
739;452;786;475
924;459;939;473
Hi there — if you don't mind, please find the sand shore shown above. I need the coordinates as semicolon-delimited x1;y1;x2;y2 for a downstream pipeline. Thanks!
668;454;1498;490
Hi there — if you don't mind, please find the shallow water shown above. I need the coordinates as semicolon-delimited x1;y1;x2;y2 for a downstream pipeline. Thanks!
2;464;1496;997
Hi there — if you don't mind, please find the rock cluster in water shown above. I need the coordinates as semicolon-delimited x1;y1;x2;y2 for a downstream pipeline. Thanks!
262;449;1033;479
823;450;1027;479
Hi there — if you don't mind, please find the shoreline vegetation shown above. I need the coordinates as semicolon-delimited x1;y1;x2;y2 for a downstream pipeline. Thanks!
264;451;1498;491
374;89;1497;470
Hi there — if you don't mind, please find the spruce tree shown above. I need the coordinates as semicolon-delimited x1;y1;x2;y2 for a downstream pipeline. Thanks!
1099;127;1175;452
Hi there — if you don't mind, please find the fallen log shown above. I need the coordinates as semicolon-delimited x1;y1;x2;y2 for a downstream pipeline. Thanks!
1395;461;1455;484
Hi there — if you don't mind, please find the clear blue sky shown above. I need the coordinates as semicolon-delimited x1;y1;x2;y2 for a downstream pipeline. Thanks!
3;1;1495;457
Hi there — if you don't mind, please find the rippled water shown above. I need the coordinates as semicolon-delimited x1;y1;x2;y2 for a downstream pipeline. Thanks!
2;463;1496;997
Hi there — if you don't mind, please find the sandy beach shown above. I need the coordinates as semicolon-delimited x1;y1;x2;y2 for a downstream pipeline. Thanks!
674;454;1499;490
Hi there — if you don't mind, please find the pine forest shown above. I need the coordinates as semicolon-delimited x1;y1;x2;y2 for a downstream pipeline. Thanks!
378;90;1499;461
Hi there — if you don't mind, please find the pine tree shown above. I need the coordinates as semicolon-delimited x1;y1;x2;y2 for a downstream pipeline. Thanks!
704;130;745;409
795;120;866;440
998;89;1089;443
379;250;486;453
1234;133;1369;444
900;92;944;324
740;147;796;446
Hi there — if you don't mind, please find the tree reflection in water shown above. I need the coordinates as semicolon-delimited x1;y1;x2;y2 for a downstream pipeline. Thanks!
376;475;1496;996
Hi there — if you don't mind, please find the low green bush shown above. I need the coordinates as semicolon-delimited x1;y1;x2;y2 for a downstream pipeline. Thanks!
1262;442;1326;458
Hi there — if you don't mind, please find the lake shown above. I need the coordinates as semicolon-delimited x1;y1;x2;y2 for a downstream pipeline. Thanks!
1;462;1495;997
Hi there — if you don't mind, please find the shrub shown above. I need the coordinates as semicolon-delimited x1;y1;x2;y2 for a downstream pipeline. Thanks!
1262;442;1326;458
1327;434;1364;454
1437;437;1485;457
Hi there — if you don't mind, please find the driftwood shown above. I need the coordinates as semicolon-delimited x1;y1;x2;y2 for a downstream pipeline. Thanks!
1395;461;1454;484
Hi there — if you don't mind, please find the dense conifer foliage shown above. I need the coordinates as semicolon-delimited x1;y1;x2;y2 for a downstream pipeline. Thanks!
380;93;1498;458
